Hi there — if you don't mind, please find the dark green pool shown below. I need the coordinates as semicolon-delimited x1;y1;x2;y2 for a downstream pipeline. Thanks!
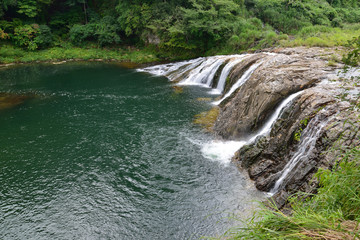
0;62;262;239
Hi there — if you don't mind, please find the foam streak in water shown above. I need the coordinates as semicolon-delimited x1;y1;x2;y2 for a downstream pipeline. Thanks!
270;109;334;194
213;61;263;105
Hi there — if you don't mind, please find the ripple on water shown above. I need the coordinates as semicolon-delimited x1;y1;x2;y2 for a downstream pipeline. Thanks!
0;63;264;240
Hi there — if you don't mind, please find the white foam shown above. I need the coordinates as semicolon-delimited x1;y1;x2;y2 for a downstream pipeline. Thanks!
208;89;222;95
201;140;246;165
201;91;303;166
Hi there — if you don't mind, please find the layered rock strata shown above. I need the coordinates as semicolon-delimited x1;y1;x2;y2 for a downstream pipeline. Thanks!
213;47;360;206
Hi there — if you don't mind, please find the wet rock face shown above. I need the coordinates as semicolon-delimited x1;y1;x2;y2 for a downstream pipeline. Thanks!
214;51;331;140
213;47;360;200
222;54;265;95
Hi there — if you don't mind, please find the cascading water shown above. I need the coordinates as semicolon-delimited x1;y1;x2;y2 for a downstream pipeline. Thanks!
212;61;263;105
178;58;225;86
139;55;251;90
210;55;249;94
138;57;204;77
140;55;305;166
270;109;335;194
246;91;303;143
140;54;340;197
201;91;303;164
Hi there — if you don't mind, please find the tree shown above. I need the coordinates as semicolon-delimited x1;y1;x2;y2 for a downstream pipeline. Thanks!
164;0;245;51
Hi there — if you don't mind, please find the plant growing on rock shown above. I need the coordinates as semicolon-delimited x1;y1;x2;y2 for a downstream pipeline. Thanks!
293;118;309;142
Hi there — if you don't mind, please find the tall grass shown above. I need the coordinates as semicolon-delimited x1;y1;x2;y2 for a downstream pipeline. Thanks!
221;145;360;240
281;24;360;48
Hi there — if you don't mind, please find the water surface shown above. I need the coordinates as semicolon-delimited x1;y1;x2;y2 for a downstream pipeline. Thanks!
0;63;263;239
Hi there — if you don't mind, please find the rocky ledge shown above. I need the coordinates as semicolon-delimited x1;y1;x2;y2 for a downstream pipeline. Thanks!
213;47;360;207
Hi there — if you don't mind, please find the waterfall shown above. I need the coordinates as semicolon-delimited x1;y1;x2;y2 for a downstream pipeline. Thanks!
211;55;249;94
201;91;303;164
247;91;303;143
138;57;204;77
138;55;255;91
178;58;225;86
213;61;263;105
270;109;334;194
139;55;306;168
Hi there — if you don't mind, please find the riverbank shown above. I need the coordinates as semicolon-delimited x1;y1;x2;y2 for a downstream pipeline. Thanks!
0;45;158;66
0;44;200;68
214;47;360;239
1;23;360;68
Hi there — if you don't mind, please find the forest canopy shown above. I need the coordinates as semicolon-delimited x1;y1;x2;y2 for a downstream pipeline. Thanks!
0;0;360;54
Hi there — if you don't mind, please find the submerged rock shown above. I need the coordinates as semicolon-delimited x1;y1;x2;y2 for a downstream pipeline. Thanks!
0;92;36;111
193;107;220;132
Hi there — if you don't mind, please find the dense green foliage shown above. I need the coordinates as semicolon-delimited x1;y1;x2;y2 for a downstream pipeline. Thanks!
0;0;360;59
343;35;360;66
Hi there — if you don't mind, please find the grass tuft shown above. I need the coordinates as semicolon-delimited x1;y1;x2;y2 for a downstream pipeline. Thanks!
219;145;360;240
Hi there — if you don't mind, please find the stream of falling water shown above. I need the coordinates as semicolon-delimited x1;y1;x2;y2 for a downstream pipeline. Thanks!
201;91;303;164
270;109;335;194
212;61;263;105
139;55;248;90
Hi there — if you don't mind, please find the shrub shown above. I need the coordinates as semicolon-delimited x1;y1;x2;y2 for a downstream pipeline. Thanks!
12;24;39;50
69;16;120;47
12;24;53;50
331;17;343;27
69;24;96;45
34;25;53;48
0;28;9;39
0;19;23;34
95;16;121;47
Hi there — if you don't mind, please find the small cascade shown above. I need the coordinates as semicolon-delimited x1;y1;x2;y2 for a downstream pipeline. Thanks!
138;57;203;77
139;54;255;91
213;61;263;105
201;91;303;164
270;109;334;194
247;91;303;142
179;58;225;86
211;55;249;94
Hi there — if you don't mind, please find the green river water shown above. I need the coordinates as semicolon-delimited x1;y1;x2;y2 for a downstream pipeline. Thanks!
0;63;263;239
